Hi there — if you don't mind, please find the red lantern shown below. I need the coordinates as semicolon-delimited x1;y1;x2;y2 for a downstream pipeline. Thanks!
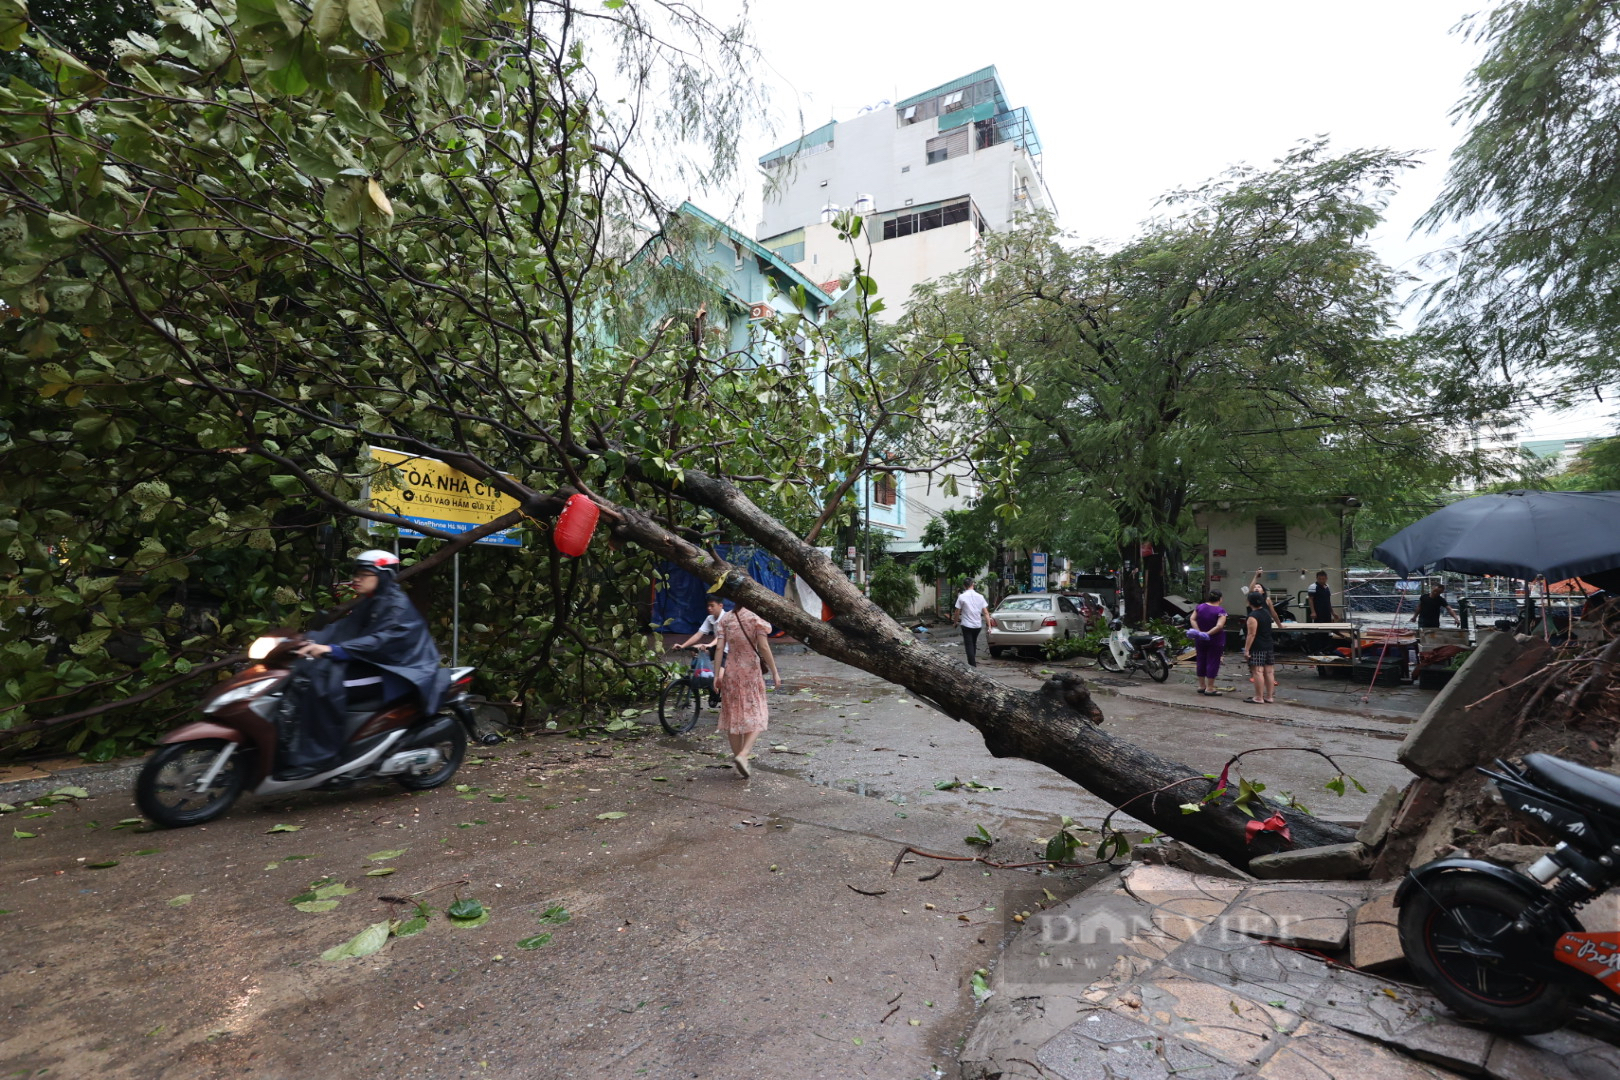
553;494;600;557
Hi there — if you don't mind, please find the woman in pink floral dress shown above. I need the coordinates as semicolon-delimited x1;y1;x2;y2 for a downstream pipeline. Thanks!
712;604;781;778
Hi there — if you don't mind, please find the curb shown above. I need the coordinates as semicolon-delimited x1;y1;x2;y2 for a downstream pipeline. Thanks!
2;759;145;804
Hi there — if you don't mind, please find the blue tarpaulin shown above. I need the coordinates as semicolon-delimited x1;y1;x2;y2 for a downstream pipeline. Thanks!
650;545;791;634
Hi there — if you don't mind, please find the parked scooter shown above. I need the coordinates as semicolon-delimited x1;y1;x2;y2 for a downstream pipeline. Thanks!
1397;753;1620;1033
1095;618;1172;682
135;634;490;828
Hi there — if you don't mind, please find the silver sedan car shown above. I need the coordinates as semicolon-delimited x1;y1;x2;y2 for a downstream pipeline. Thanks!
987;593;1087;658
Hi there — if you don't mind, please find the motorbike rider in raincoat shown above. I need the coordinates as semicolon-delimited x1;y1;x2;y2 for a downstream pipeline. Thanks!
278;550;451;780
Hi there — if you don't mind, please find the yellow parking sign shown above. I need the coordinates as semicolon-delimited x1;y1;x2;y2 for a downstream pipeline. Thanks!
367;446;523;547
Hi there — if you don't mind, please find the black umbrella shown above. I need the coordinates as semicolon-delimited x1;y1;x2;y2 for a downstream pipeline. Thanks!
1372;490;1620;582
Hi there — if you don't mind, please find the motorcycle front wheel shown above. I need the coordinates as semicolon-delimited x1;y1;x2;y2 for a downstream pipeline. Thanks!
1398;874;1581;1034
1095;646;1123;673
1144;649;1171;682
136;739;249;827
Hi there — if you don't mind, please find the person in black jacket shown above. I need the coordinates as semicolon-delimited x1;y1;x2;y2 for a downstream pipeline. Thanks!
279;550;451;780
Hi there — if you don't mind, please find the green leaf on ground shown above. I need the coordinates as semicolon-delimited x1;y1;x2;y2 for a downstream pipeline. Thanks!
367;849;406;861
12;830;36;839
447;898;485;920
129;848;160;856
49;786;90;799
295;900;341;913
366;867;396;877
596;811;626;820
964;824;994;847
168;895;193;907
267;824;302;833
313;882;356;899
971;969;994;1004
516;933;552;949
393;915;428;937
538;904;571;924
935;778;1000;792
22;812;50;819
321;921;391;961
86;860;119;868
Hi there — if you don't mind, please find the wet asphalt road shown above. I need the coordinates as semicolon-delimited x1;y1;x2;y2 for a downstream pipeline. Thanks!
0;648;1414;1079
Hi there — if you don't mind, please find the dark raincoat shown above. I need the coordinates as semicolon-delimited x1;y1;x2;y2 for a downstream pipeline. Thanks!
286;576;451;768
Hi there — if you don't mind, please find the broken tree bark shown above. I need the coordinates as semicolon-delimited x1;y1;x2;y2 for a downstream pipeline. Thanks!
598;458;1352;869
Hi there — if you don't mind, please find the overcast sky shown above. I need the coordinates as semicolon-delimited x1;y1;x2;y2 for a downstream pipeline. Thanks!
705;0;1604;442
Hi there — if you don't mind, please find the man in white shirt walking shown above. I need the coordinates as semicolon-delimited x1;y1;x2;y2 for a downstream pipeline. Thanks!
953;580;991;667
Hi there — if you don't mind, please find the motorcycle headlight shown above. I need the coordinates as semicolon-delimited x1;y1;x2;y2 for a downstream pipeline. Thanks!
203;678;276;715
247;636;284;660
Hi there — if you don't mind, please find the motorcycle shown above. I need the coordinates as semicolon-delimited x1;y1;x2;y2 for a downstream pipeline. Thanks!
1095;618;1172;682
135;634;492;828
1396;752;1620;1033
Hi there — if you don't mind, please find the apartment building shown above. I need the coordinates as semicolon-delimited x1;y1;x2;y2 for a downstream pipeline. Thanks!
753;67;1053;565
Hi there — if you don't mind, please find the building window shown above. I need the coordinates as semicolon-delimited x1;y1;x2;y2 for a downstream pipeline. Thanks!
873;473;897;507
1255;517;1288;556
925;129;969;165
882;198;972;241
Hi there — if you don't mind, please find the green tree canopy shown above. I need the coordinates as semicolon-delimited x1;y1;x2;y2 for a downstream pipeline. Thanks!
1421;0;1620;392
910;144;1499;618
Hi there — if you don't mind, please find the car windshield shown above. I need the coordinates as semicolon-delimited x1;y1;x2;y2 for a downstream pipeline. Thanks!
998;598;1052;612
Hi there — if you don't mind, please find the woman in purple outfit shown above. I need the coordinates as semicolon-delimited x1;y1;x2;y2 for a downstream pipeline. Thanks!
1193;589;1228;697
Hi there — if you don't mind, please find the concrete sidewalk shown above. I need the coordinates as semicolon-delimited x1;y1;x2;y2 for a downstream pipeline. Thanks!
963;862;1620;1080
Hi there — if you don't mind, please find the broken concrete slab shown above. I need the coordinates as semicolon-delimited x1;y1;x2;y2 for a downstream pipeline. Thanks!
1256;1019;1465;1079
1357;783;1408;848
1501;1028;1620;1080
1482;843;1552;868
1397;630;1524;781
1135;837;1256;881
1225;881;1367;950
967;863;1619;1080
1249;841;1372;880
1349;887;1406;974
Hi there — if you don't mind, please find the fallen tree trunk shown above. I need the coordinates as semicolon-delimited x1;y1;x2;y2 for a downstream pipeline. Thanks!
597;458;1353;869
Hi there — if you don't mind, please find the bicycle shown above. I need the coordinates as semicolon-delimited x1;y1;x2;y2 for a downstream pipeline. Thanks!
659;646;717;736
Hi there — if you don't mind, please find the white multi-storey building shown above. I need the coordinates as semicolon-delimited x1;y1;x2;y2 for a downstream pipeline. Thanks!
752;67;1054;584
756;66;1053;318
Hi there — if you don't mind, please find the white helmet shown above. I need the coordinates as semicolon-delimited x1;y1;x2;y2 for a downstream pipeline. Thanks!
352;549;402;578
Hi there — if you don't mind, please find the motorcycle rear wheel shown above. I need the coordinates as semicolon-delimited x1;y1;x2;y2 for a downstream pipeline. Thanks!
136;739;249;828
1398;874;1582;1034
396;720;466;791
1095;646;1123;673
1144;650;1171;682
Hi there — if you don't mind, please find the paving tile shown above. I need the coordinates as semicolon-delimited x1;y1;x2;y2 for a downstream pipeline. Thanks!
1509;1028;1620;1080
1303;969;1493;1073
1137;971;1302;1067
0;764;49;783
1258;1020;1469;1079
1225;882;1366;950
1035;1022;1170;1080
1037;1011;1243;1080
